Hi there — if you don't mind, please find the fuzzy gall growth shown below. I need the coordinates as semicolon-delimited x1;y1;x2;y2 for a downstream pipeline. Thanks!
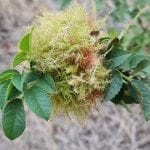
27;2;110;120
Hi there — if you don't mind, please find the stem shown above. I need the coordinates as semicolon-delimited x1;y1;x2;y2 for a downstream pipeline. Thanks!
116;69;131;82
120;71;134;83
119;6;149;40
120;100;132;113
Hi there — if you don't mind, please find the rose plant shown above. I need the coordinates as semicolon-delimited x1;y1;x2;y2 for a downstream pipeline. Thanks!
0;2;149;140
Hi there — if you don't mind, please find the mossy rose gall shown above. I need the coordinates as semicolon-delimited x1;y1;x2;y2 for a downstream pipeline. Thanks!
27;2;110;119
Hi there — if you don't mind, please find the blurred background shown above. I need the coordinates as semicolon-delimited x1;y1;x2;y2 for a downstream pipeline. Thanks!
0;0;150;150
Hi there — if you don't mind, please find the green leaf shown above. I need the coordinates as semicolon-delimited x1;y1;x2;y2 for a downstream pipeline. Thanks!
129;55;149;69
142;65;150;76
108;29;119;39
7;83;21;101
36;74;57;93
18;33;30;52
2;99;26;140
24;71;38;83
59;0;71;9
24;72;57;93
107;38;119;50
112;0;130;21
13;52;27;68
120;55;145;70
0;80;21;109
104;70;123;101
119;49;148;70
18;27;34;52
111;87;124;104
127;83;139;103
24;85;52;120
123;95;139;104
134;59;150;74
141;77;150;87
132;80;150;121
12;71;24;92
98;37;110;44
0;80;10;109
107;49;131;68
0;70;18;83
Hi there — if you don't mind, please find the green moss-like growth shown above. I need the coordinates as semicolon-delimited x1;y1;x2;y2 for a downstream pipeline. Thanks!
27;2;110;120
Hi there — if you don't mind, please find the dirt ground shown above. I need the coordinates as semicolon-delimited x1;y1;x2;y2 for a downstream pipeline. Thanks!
0;0;150;150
